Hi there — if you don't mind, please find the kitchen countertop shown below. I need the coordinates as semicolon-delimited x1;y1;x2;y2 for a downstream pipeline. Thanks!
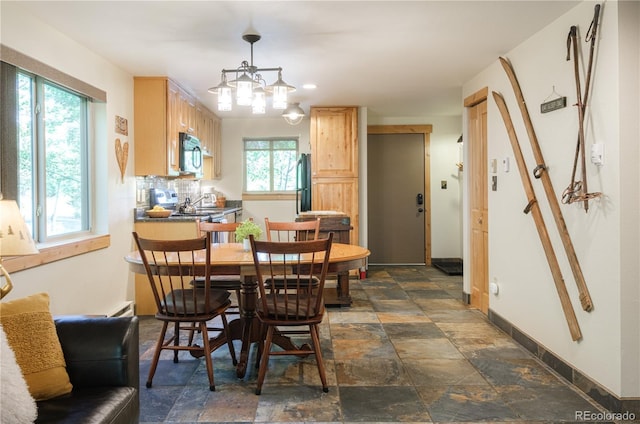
134;206;242;223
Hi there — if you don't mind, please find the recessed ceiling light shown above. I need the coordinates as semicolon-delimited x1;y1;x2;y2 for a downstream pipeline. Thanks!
302;83;317;90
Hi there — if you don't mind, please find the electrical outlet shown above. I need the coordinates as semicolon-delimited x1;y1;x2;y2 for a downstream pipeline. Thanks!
441;180;447;189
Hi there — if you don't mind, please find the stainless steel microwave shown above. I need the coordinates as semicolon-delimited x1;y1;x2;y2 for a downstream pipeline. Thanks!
179;132;203;178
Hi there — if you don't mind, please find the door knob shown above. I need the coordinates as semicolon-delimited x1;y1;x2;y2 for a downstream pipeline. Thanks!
417;208;424;213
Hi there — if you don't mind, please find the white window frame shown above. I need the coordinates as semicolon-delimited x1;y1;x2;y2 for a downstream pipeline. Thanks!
242;137;299;195
17;70;93;242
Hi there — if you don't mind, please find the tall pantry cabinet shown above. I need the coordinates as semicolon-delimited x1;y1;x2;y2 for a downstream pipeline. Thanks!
309;106;359;244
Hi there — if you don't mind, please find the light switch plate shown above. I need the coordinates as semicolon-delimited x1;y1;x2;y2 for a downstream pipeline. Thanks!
591;143;604;165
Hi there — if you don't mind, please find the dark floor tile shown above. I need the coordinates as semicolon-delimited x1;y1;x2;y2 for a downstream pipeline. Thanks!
253;385;341;422
406;289;453;299
340;386;432;422
404;359;489;386
330;322;387;340
470;357;566;388
335;358;412;386
139;385;185;422
416;385;520;422
497;384;603;421
364;287;411;301
382;322;446;339
140;359;201;387
370;299;424;313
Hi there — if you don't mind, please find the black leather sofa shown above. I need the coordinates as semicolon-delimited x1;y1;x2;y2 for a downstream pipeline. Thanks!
35;315;140;424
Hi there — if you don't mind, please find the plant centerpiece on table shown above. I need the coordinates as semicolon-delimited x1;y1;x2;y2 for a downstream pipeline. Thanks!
235;219;262;251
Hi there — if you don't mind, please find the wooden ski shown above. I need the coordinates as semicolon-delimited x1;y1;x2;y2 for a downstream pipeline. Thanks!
493;91;582;341
499;56;593;312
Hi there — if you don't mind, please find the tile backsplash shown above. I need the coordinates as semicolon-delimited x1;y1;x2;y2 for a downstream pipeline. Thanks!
136;177;222;209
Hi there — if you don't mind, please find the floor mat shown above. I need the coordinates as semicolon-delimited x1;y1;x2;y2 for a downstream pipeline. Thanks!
432;259;463;275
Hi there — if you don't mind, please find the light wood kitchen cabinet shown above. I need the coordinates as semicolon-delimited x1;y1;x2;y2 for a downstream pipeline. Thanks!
196;104;222;179
178;87;197;135
134;77;183;176
310;106;358;178
135;76;221;178
309;106;359;244
211;114;222;179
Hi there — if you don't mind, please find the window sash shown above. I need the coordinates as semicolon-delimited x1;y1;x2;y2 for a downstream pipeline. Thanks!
16;70;91;242
243;138;298;193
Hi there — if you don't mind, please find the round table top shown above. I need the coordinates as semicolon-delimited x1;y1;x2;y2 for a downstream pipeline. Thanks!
125;242;370;267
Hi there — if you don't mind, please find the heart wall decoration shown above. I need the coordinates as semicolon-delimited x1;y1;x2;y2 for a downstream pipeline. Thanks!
115;138;129;183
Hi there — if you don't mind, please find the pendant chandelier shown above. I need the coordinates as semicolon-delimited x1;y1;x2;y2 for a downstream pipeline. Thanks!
208;32;298;118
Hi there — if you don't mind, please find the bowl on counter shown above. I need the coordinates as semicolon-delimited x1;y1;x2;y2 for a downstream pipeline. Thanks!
146;209;172;218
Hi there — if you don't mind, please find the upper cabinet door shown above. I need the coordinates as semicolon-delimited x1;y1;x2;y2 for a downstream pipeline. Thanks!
310;107;358;178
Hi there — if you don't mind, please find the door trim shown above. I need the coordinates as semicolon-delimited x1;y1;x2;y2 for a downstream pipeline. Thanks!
464;88;489;313
367;125;432;265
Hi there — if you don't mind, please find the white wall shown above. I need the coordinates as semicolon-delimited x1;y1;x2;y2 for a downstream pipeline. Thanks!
617;0;640;398
462;0;639;398
1;3;136;315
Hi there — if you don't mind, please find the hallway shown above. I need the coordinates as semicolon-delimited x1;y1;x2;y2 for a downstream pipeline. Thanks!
138;265;611;423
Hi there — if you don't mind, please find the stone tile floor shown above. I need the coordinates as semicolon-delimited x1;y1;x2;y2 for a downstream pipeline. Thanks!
138;265;616;423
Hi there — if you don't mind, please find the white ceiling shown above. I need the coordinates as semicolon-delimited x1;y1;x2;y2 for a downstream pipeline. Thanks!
13;1;580;119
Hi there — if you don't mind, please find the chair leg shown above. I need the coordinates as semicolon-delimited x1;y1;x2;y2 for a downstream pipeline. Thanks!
187;322;196;346
147;321;169;388
221;312;237;365
173;322;180;363
255;325;274;395
310;324;328;393
200;321;216;391
254;322;267;370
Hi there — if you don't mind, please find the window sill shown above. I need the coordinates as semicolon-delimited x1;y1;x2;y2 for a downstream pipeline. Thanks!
242;193;296;201
2;234;111;273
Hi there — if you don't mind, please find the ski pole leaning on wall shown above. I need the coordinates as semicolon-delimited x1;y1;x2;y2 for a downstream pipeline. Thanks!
562;4;603;209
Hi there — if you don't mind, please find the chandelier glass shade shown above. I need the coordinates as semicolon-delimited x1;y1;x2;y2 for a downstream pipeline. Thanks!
209;33;295;116
282;102;305;125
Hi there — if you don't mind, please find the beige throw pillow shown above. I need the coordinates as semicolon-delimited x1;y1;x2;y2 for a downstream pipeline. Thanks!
0;324;38;423
0;293;73;400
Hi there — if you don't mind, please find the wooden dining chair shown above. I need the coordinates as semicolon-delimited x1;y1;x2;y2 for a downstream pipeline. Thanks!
264;217;321;242
263;218;322;291
191;219;253;365
132;231;232;391
249;232;334;395
196;219;244;311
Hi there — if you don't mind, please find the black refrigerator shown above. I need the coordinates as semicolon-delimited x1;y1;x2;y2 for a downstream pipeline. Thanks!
296;153;312;214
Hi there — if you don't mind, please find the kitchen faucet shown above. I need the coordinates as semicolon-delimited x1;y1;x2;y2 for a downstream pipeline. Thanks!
179;193;210;214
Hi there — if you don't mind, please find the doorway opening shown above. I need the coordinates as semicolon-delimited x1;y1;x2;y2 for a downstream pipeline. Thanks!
367;125;432;265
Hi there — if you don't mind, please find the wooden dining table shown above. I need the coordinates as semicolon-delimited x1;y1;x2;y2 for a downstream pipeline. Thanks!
125;241;370;378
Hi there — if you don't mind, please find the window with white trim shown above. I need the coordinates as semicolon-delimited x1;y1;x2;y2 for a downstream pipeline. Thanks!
243;137;298;193
2;61;93;242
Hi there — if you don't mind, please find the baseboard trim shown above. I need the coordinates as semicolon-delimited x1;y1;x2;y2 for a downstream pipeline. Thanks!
488;309;640;416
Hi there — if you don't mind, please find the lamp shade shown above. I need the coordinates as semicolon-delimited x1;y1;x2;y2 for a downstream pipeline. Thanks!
0;200;38;257
282;103;305;125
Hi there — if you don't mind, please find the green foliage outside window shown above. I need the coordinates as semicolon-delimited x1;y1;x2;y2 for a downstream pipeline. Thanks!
244;138;298;193
17;71;89;240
